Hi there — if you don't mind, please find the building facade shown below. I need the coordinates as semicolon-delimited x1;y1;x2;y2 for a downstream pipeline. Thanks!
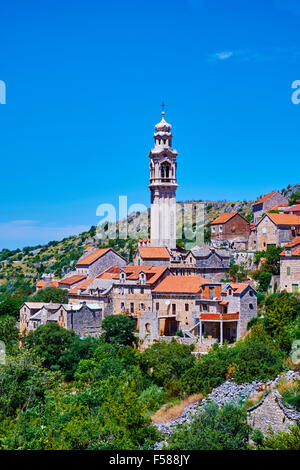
210;212;250;249
252;191;289;224
280;236;300;294
256;213;300;251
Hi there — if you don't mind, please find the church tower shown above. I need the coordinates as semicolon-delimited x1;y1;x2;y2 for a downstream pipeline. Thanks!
149;109;178;249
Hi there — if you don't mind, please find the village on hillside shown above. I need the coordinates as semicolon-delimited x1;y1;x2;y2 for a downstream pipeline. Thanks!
18;112;300;352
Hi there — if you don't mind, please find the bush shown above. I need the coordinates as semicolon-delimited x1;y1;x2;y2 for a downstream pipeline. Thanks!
167;402;250;450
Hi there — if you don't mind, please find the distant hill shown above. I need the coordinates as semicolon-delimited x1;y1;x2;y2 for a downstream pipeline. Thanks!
0;183;298;300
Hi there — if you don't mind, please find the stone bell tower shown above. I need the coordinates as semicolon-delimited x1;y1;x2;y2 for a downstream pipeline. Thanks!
149;108;178;249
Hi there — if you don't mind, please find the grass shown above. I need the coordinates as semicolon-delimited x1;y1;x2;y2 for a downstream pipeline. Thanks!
151;393;203;424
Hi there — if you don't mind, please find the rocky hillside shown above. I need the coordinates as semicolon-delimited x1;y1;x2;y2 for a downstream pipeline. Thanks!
0;183;298;300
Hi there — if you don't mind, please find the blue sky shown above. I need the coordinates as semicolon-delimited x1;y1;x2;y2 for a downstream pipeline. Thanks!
0;0;300;249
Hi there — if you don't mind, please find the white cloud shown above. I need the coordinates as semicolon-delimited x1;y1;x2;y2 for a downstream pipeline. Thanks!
213;51;234;60
0;220;90;248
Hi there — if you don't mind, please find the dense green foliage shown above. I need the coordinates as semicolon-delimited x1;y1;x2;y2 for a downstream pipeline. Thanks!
101;315;136;346
179;327;284;396
30;286;68;304
167;402;250;450
0;298;24;319
253;425;300;450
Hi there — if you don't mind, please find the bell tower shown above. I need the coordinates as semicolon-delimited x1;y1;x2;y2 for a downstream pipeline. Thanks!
149;108;178;249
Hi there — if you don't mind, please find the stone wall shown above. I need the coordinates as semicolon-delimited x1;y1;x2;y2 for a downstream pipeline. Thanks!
66;304;103;337
247;389;300;436
256;217;277;251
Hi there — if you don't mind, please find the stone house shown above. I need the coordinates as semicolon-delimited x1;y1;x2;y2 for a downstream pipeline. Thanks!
20;302;62;334
59;302;105;337
151;276;257;341
247;389;300;437
67;277;114;316
134;246;171;267
210;212;250;249
76;247;128;277
107;265;171;326
170;247;230;281
280;236;300;294
256;213;300;251
20;303;66;334
252;191;289;224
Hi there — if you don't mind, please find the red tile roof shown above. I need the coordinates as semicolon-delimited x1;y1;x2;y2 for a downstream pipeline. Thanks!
226;282;250;294
211;212;240;225
58;275;86;286
68;277;96;294
98;265;169;285
76;248;111;266
253;191;277;206
36;280;59;288
153;275;210;294
266;213;300;226
137;247;170;259
285;236;300;248
284;204;300;213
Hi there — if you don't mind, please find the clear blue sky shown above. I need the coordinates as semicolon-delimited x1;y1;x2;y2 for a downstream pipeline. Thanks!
0;0;299;249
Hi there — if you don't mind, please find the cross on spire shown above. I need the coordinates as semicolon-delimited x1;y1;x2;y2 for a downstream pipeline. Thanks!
161;102;165;117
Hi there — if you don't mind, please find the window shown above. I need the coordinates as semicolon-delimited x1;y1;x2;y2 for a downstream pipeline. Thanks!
249;290;253;297
156;302;159;311
212;227;216;233
185;303;189;311
120;302;125;310
287;266;291;276
141;288;144;294
249;304;254;310
292;284;299;294
130;302;134;313
172;304;176;314
219;226;223;233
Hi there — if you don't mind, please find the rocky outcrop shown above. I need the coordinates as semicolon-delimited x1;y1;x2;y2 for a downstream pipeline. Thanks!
154;370;300;449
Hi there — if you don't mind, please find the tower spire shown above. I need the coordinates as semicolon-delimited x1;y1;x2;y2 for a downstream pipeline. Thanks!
148;108;178;249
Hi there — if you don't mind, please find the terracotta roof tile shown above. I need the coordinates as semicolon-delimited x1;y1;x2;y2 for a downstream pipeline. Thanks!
36;280;59;288
211;212;240;225
253;191;277;206
284;204;300;213
285;236;300;248
266;213;300;226
137;247;170;259
229;282;249;294
68;277;96;294
76;248;111;266
58;275;86;286
153;275;210;294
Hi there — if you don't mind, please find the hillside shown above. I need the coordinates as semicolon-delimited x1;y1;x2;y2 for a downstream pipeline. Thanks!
0;183;298;301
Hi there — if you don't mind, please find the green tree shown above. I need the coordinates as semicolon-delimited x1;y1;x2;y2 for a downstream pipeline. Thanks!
0;298;24;319
25;323;76;370
140;340;195;391
167;402;250;450
257;425;300;450
289;192;300;206
257;271;272;292
30;287;68;304
101;315;136;346
0;316;19;344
